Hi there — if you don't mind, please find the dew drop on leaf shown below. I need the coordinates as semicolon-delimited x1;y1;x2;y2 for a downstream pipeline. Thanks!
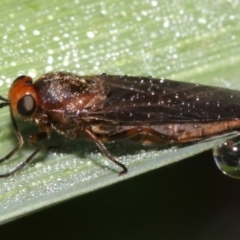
213;135;240;179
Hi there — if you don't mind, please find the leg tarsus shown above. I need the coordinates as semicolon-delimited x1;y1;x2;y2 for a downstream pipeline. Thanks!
118;165;128;176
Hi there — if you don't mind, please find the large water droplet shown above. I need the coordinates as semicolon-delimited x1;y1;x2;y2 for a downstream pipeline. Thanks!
213;135;240;179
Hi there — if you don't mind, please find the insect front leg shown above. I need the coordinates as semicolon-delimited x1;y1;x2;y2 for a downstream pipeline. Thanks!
0;130;23;167
0;122;51;178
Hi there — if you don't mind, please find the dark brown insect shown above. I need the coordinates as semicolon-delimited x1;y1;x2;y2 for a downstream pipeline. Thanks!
0;72;240;177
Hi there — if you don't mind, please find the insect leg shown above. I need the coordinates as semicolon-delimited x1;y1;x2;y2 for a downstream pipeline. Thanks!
0;131;49;178
0;110;51;177
0;108;24;166
0;146;39;178
84;129;128;175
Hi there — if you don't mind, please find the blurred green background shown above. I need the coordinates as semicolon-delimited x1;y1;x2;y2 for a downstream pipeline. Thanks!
0;0;240;239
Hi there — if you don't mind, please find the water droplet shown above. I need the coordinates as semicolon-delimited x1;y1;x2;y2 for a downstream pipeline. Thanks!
213;135;240;179
86;31;95;38
33;29;40;36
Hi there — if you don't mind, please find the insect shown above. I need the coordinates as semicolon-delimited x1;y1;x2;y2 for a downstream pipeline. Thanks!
0;71;240;177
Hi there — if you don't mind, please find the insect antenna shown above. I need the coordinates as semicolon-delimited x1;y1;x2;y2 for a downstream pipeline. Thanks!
0;96;9;108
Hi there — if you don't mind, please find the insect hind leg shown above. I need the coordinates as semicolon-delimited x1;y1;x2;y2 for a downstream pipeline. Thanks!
84;129;128;175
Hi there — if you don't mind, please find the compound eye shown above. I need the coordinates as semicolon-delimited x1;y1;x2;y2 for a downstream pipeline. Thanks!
17;95;36;117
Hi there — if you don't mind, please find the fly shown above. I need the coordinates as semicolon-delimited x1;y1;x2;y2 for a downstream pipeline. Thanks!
0;72;240;177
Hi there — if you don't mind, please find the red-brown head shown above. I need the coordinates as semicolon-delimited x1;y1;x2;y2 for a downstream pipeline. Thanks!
7;75;39;118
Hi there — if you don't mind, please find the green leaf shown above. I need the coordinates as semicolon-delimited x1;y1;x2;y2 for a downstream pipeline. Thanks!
0;0;240;224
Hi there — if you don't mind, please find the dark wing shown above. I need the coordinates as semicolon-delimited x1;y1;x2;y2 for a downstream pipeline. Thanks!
83;75;240;124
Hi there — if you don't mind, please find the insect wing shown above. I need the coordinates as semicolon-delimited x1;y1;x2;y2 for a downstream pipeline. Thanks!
85;75;240;124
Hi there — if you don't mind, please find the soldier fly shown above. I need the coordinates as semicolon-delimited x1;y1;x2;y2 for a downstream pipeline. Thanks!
0;71;240;177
